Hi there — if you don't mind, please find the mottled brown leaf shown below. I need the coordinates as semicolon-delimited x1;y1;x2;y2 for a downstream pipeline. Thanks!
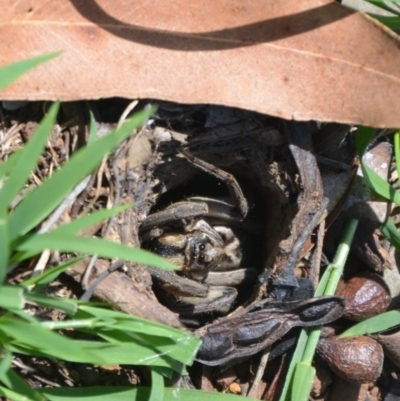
1;0;400;127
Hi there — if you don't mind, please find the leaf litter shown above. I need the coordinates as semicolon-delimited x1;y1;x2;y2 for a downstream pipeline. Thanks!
0;0;400;126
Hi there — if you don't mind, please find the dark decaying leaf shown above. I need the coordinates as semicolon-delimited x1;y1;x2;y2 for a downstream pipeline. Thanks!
195;296;344;366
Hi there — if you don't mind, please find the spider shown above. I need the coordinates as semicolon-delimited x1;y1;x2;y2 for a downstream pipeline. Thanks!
139;150;262;316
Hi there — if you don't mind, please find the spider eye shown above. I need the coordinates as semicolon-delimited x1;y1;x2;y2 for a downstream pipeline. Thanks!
198;243;206;264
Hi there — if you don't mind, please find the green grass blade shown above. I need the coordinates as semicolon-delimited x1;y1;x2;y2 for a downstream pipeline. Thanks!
321;219;359;296
95;320;190;341
35;310;191;355
1;314;196;369
96;329;197;367
3;318;179;369
0;348;12;377
340;310;400;338
278;329;310;401
11;309;39;324
87;105;97;144
15;233;177;270
0;367;48;401
291;363;315;401
313;267;330;298
372;15;400;28
394;130;400;183
0;317;103;363
77;305;198;341
356;126;376;155
9;245;55;265
360;163;400;204
356;127;400;204
8;107;155;242
0;285;25;309
0;52;62;92
0;385;38;401
25;293;78;315
0;103;59;208
85;315;199;367
40;318;100;330
41;387;247;401
381;217;400;252
279;219;358;401
0;207;9;284
151;366;174;380
9;340;182;371
0;150;22;181
21;257;84;288
76;306;201;364
364;0;400;16
52;204;131;236
149;369;164;401
300;218;358;361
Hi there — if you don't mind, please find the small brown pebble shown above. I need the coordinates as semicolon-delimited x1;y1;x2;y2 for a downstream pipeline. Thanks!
335;272;391;321
317;335;384;383
228;382;242;394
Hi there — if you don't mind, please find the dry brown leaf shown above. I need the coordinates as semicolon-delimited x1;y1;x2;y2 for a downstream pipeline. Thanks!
1;0;400;127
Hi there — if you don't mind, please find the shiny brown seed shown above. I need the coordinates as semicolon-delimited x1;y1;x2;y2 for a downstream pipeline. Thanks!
335;272;391;321
317;335;384;384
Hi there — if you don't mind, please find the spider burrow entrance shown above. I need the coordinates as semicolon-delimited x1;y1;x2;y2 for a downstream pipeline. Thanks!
139;151;269;323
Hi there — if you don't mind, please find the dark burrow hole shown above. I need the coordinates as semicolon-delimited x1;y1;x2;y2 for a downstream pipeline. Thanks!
140;151;290;326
